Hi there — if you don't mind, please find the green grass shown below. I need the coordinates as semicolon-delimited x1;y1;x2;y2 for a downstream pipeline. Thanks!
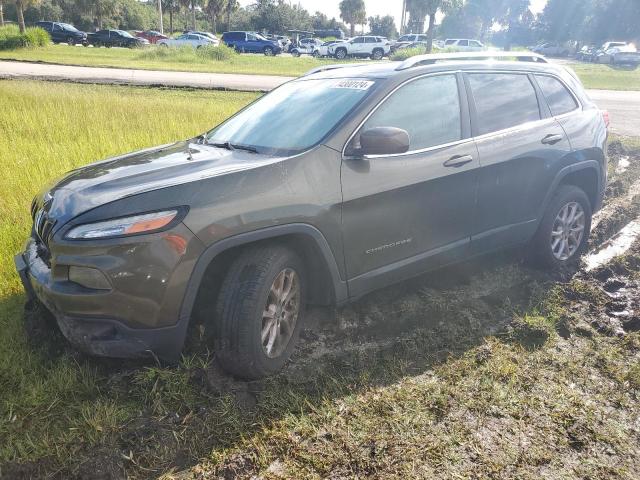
570;62;640;90
0;44;361;77
0;80;257;474
0;25;50;50
1;80;640;478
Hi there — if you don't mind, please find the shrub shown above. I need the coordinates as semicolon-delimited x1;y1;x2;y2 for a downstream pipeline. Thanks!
136;43;237;63
390;47;427;61
0;25;50;50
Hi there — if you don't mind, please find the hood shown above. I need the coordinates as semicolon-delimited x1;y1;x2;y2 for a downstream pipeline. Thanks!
34;141;286;228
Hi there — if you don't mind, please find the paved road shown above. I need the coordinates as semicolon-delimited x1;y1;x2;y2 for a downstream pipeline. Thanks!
0;60;290;91
0;60;637;136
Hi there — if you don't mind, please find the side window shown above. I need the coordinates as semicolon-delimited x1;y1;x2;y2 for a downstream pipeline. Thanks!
353;37;365;44
470;41;481;47
458;40;468;46
247;33;257;41
468;73;541;135
365;37;375;43
535;75;579;116
445;39;455;45
53;24;62;31
418;35;428;42
355;74;462;152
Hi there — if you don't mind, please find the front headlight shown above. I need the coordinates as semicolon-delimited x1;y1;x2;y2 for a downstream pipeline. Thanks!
65;209;181;240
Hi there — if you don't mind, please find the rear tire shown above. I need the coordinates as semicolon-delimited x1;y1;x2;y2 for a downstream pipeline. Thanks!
214;245;306;379
531;185;592;269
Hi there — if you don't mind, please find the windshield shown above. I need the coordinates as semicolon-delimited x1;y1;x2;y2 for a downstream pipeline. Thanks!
255;33;269;41
206;78;376;155
118;30;134;38
61;23;78;32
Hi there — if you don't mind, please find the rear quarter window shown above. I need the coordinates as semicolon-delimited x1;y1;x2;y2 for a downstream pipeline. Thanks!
535;75;579;116
468;73;541;135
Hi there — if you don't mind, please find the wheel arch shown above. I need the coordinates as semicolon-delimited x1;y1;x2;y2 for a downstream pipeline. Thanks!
539;160;603;221
174;224;349;353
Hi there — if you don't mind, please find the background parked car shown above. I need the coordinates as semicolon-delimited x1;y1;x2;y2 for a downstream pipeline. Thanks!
158;33;217;48
36;21;87;45
222;31;281;56
328;35;391;59
87;29;148;48
290;38;322;57
391;33;429;52
313;40;339;57
596;46;640;65
134;30;168;44
576;45;597;61
184;31;219;45
531;42;570;56
443;38;485;52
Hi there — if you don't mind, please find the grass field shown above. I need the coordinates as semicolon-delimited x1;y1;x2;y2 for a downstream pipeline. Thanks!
1;80;640;478
1;44;640;90
0;44;339;77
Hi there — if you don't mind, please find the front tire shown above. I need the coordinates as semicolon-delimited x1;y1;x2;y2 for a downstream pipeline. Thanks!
335;47;347;59
67;36;76;46
214;246;306;379
531;185;592;269
264;46;274;56
371;48;384;60
291;49;300;57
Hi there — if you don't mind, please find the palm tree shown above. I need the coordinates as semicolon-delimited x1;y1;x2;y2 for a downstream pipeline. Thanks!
339;0;366;37
13;0;40;32
0;1;5;27
225;0;237;31
205;0;225;34
407;0;461;52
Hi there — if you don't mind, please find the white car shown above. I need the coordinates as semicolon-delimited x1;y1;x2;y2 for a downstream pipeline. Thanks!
328;36;391;60
313;40;340;57
158;33;218;48
443;38;486;52
290;38;323;57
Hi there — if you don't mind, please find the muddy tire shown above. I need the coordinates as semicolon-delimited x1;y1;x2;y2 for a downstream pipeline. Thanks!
531;185;592;269
214;245;306;379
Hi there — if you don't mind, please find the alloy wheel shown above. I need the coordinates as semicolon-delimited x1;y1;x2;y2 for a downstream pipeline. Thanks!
261;268;300;358
551;201;585;261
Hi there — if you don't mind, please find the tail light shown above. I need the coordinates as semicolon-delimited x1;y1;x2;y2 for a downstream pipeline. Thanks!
602;110;610;128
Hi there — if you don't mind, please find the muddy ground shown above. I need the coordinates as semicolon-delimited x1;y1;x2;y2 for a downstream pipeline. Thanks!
2;139;640;479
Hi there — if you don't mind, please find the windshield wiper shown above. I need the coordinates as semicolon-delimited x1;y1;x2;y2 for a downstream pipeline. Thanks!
208;141;258;154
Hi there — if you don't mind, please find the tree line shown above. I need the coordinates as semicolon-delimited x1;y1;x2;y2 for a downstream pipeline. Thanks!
1;0;638;48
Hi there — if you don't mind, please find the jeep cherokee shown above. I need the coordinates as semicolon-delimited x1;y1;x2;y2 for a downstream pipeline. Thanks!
15;53;608;379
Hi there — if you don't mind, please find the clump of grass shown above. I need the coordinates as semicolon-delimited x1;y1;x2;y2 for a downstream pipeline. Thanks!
390;47;427;61
0;25;49;50
136;43;237;64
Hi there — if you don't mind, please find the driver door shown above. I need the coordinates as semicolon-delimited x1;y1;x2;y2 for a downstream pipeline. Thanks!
341;73;479;297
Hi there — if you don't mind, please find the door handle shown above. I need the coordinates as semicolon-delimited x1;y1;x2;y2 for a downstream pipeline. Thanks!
541;133;563;145
444;154;474;168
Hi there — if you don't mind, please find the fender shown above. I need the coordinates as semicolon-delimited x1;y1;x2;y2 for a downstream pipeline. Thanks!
537;160;603;221
171;223;349;356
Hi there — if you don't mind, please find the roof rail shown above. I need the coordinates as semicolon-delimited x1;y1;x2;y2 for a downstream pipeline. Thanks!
303;63;371;76
396;51;548;70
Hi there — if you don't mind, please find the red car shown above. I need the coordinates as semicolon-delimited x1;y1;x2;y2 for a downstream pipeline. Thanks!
134;30;168;44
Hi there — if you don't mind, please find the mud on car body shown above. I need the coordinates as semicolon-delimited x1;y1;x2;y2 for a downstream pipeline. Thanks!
16;53;608;379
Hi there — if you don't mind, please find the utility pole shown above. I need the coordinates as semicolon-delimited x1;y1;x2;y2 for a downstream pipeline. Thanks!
400;0;406;35
158;0;164;34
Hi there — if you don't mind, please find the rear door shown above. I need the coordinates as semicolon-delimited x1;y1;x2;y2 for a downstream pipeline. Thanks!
341;73;479;297
466;71;572;252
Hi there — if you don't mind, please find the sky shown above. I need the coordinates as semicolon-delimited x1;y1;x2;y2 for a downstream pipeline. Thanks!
239;0;549;27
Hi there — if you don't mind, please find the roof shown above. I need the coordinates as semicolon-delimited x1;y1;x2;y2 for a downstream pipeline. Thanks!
302;55;572;83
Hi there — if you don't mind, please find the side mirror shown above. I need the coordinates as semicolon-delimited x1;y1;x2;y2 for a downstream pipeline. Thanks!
358;127;410;157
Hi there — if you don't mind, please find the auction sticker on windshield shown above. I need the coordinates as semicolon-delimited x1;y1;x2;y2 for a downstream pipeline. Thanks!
332;80;375;90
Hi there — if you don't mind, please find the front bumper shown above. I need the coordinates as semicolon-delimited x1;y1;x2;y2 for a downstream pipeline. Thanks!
14;228;203;362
